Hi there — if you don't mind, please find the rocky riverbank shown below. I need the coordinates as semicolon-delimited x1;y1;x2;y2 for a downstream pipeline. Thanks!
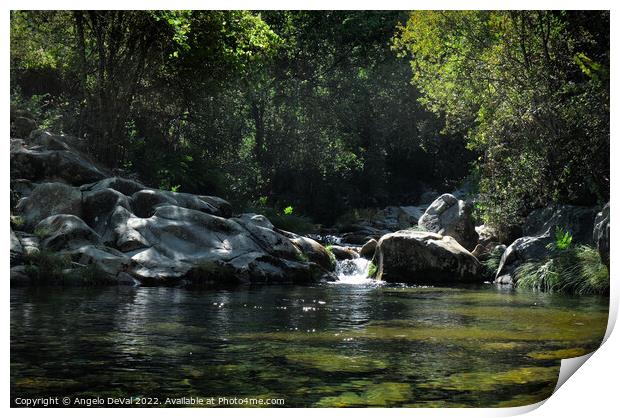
10;128;609;289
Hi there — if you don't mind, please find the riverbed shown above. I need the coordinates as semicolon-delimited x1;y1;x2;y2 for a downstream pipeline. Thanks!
10;280;608;407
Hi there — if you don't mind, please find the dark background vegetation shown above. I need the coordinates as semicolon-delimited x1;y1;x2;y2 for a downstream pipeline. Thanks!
10;11;609;233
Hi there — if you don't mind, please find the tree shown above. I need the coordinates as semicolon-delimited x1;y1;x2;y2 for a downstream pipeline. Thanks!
394;11;609;232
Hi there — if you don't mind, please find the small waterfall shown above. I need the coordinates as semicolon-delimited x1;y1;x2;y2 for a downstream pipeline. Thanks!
334;257;377;284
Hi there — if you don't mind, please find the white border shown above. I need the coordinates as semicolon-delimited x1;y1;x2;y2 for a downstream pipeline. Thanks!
2;2;617;417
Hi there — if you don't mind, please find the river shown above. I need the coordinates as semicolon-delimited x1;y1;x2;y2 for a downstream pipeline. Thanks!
10;261;608;407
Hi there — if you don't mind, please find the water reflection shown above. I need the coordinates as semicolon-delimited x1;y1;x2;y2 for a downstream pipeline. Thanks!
11;284;608;407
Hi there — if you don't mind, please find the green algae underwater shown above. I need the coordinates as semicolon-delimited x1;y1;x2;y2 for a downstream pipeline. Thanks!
10;283;608;407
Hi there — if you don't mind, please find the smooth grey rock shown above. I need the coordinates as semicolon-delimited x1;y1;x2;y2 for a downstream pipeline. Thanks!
236;213;274;229
15;182;82;230
418;194;478;250
375;230;481;284
124;205;317;284
11;136;108;185
593;203;610;268
81;176;145;196
524;204;599;245
63;244;131;277
35;214;101;251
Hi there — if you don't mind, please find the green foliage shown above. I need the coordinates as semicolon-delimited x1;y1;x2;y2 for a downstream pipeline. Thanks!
394;11;609;233
324;245;337;268
481;246;504;279
368;261;378;278
552;227;573;250
283;206;294;216
10;215;25;229
515;245;609;295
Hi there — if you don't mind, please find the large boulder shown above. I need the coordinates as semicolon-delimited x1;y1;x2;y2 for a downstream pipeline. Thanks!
524;204;599;245
494;204;600;285
593;203;610;268
15;182;82;230
375;230;481;284
418;194;478;250
494;235;552;285
35;214;101;251
286;234;335;271
11;133;109;185
123;205;319;284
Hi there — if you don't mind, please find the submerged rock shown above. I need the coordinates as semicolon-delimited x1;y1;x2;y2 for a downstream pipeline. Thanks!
418;194;478;251
375;230;481;284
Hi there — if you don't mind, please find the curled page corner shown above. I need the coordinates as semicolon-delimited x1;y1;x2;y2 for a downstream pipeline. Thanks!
553;352;595;393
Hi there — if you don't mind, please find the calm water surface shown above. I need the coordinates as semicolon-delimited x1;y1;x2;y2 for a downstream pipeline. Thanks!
10;282;608;407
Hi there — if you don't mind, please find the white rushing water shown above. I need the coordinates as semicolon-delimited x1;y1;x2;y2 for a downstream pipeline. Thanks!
334;257;379;285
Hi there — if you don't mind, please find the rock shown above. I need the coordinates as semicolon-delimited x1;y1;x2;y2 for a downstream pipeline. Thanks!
375;230;481;284
418;194;478;250
524;204;599;245
105;206;150;251
11;179;36;200
10;229;23;266
593;203;610;268
200;195;233;218
10;266;31;285
82;187;132;238
81;176;145;196
15;232;40;257
130;188;227;218
11;116;37;138
494;204;601;285
471;244;486;259
329;245;358;261
288;235;335;271
236;213;274;229
476;224;499;247
11;134;109;185
494;235;552;285
63;244;131;277
116;272;140;286
35;214;101;251
124;205;318;284
359;239;377;259
15;182;82;230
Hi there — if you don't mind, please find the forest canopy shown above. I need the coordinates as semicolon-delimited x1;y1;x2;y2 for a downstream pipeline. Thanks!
10;10;609;233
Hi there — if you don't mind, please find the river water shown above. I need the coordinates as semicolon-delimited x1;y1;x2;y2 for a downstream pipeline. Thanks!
11;263;608;407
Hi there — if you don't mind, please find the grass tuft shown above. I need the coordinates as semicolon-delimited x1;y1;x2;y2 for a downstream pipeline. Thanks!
515;245;608;295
